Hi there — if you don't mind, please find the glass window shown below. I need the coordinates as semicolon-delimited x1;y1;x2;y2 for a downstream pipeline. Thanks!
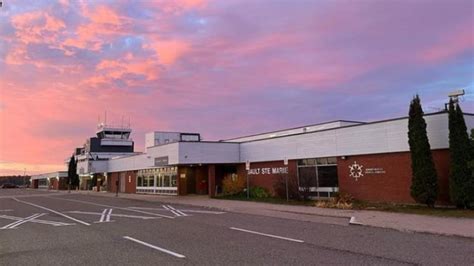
171;174;177;186
157;173;163;187
298;167;317;187
163;175;170;187
137;176;143;187
316;158;327;165
327;157;337;165
148;175;155;187
317;166;338;187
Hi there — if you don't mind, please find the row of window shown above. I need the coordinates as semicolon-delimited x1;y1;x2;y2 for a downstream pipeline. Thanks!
137;174;177;188
298;157;337;166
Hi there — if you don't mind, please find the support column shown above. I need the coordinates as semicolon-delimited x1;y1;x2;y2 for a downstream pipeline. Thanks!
208;165;216;197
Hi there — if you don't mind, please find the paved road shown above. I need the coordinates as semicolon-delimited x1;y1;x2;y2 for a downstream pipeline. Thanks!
0;190;472;265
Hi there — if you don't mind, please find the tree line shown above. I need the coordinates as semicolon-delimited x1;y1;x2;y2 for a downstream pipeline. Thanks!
408;96;473;208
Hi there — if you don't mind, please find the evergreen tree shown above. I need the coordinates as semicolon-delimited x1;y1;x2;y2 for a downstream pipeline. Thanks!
448;101;473;208
408;95;438;207
67;155;79;189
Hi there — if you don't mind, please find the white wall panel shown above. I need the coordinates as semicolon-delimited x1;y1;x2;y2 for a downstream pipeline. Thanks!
240;113;451;162
178;142;240;164
103;112;464;170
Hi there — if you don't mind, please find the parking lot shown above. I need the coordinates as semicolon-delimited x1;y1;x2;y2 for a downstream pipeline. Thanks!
1;190;473;265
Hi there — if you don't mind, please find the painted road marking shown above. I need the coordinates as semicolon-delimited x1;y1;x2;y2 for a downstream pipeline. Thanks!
166;205;187;216
98;209;114;223
99;209;107;222
178;209;225;214
230;227;305;243
129;206;226;215
0;214;74;226
123;236;186;259
162;205;187;217
13;197;91;226
66;211;161;220
48;197;175;219
0;209;13;212
4;213;46;229
1;213;44;229
106;208;112;222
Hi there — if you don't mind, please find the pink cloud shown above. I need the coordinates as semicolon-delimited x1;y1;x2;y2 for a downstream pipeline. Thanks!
419;23;473;63
11;11;65;45
145;39;190;65
63;5;130;50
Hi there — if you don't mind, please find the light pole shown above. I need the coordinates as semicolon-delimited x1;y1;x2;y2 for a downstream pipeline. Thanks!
284;158;289;202
246;160;250;199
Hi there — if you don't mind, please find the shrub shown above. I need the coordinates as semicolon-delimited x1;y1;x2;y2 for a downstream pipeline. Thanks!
222;174;246;196
249;186;270;198
314;192;353;209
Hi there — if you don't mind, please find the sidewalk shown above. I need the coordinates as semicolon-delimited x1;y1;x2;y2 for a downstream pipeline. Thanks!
64;191;474;238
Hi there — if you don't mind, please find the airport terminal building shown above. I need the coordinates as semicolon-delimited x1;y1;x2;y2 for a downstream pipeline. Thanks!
32;111;474;204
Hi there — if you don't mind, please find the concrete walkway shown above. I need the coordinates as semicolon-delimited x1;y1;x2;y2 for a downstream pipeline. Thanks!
61;191;474;238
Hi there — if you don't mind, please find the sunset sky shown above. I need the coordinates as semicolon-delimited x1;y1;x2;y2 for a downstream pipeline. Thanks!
0;0;473;176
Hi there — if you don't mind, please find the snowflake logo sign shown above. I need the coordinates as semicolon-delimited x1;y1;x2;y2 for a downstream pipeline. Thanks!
349;161;364;181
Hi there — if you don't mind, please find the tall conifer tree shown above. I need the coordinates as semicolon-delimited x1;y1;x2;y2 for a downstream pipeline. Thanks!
448;101;473;208
408;95;438;207
67;155;79;189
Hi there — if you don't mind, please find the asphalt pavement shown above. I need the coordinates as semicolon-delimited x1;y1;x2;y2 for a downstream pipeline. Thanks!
0;189;473;265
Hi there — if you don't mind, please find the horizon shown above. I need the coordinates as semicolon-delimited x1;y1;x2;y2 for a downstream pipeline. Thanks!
1;0;473;175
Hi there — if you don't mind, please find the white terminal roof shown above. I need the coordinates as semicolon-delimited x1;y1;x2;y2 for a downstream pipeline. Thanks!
103;112;474;173
31;171;68;180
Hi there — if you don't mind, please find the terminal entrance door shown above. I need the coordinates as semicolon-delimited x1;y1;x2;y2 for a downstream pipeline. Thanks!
120;173;126;193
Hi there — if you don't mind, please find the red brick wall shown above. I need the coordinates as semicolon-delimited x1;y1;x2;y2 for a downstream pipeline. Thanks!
108;173;118;192
108;171;136;193
236;160;297;195
338;150;450;203
50;179;58;190
125;171;136;193
208;165;216;197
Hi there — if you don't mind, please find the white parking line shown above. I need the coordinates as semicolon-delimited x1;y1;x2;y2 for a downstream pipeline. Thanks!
99;209;108;222
48;197;175;219
67;211;161;220
7;213;46;229
167;205;187;216
0;214;74;226
106;209;112;222
13;197;91;226
230;227;304;243
129;206;225;214
162;205;182;216
1;213;43;229
123;236;185;259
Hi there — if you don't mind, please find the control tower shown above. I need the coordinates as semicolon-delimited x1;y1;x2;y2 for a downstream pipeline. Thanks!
75;122;136;190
